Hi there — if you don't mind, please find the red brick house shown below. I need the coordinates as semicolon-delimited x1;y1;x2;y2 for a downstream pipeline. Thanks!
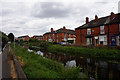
43;26;75;43
75;12;120;46
32;35;43;40
17;35;30;41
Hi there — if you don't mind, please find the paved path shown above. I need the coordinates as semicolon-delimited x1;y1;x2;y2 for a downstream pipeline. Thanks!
2;44;11;79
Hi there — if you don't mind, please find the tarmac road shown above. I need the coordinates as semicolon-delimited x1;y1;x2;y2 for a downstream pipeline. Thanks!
2;44;11;79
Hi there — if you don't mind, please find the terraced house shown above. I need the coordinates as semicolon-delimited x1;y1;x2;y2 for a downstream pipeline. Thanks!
17;35;30;41
32;35;43;40
75;12;120;46
43;26;75;44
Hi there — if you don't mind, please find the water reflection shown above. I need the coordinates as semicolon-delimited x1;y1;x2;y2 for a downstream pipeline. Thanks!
66;60;76;68
37;51;43;57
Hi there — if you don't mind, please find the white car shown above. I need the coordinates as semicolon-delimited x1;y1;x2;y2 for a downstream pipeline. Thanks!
8;41;11;44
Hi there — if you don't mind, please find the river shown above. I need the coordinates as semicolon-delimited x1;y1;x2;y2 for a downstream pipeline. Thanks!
28;48;120;80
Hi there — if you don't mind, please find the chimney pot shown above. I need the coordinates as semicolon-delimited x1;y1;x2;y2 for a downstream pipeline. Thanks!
95;15;98;22
86;17;89;24
51;28;53;32
63;26;66;31
110;12;115;19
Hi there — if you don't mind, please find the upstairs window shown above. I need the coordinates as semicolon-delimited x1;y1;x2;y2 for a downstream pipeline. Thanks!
53;34;54;38
46;35;47;38
49;34;51;39
64;34;66;38
100;26;105;34
57;34;58;38
87;28;91;35
69;34;71;38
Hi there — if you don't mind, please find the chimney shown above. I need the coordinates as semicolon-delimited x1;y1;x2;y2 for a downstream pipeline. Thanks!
95;15;98;22
51;28;53;32
63;26;66;31
86;17;89;24
110;12;115;19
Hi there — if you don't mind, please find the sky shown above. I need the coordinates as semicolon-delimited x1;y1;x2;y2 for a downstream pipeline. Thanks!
0;0;120;37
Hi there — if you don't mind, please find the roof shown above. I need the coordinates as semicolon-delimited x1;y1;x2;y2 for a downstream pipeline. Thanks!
33;35;43;37
75;13;120;30
56;28;75;34
43;28;75;35
18;35;29;38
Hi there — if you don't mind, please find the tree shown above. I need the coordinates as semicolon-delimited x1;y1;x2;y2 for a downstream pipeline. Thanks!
0;31;9;49
8;33;14;42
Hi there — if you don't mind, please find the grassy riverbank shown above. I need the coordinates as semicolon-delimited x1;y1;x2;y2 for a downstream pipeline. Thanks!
18;41;120;60
47;45;120;60
10;44;87;79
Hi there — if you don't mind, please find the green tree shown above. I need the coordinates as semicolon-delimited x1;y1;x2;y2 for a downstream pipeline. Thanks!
0;31;9;49
8;33;14;42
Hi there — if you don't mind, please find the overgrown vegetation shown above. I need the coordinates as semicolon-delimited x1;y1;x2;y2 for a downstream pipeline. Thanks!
18;40;120;60
47;45;120;60
11;43;87;78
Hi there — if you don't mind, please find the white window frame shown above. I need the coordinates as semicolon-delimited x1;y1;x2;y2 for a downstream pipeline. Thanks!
100;26;105;34
99;35;107;45
117;36;120;46
69;34;71;38
53;34;54;38
87;28;91;35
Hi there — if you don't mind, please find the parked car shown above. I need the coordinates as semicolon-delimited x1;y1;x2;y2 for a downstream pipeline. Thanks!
8;41;11;44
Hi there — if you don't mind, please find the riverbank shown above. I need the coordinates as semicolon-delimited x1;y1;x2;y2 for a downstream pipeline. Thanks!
47;44;120;60
10;43;88;78
18;41;120;60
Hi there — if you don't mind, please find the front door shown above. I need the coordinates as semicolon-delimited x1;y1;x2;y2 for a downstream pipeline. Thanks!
111;36;115;46
95;39;98;46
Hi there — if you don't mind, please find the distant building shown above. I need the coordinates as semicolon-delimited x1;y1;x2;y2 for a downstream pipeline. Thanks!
32;35;43;40
43;26;75;44
17;35;30;41
75;12;120;46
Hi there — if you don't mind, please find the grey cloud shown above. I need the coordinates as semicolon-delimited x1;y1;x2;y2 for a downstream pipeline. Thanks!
95;2;108;4
31;2;71;18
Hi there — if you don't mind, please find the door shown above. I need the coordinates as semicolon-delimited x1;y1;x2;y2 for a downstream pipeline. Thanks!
94;37;98;46
111;36;115;46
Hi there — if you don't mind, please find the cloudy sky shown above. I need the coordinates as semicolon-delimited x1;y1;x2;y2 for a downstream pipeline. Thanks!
1;0;120;37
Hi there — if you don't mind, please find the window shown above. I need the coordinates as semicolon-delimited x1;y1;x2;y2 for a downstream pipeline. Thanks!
49;34;51;39
86;38;92;45
64;34;66;38
57;34;58;37
87;28;91;35
64;34;67;41
117;36;120;46
53;34;54;38
99;35;107;45
104;36;107;45
100;26;105;34
69;34;71;38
